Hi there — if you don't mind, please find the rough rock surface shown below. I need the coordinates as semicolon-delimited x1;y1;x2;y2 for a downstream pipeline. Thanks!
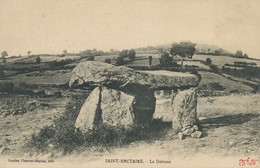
75;87;101;132
172;88;198;132
191;131;202;138
100;87;135;127
75;87;155;132
69;61;199;90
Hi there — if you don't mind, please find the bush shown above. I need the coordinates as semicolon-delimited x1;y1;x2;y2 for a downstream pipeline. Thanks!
35;56;41;64
206;58;212;65
116;57;125;65
104;58;111;64
88;56;95;61
159;52;173;67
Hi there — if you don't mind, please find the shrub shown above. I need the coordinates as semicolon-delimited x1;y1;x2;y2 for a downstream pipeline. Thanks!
35;56;41;64
206;58;212;65
104;58;111;64
116;57;125;65
159;52;173;67
88;56;95;61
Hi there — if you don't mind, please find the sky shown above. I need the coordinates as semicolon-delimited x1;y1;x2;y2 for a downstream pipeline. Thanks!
0;0;260;58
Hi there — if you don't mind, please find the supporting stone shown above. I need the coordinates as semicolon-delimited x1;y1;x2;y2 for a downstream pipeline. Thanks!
75;87;101;133
75;86;156;133
172;88;198;133
100;87;135;127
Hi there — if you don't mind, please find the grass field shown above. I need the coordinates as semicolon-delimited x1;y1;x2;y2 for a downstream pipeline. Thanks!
193;54;260;67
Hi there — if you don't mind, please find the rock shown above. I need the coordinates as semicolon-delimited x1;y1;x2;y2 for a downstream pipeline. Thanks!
193;125;199;131
75;87;101;132
182;127;195;136
181;125;192;132
172;89;198;133
75;86;155;132
100;87;135;127
69;61;199;90
0;147;10;155
178;132;184;140
228;140;237;146
191;131;202;138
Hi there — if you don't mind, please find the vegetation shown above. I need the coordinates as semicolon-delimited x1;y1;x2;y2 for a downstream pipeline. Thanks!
35;56;41;64
28;92;168;154
170;42;196;71
128;49;136;60
27;51;31;56
116;56;125;65
63;49;67;55
88;55;95;61
170;42;196;59
206;58;212;65
104;58;111;64
1;51;8;59
159;52;173;67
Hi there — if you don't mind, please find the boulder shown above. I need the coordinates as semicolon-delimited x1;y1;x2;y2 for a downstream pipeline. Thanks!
191;131;202;138
100;87;135;127
75;87;155;132
182;127;195;136
172;88;198;133
69;61;199;90
75;87;101;132
178;132;184;140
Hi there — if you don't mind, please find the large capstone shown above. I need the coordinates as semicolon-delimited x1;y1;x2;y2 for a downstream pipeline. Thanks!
75;87;156;133
69;61;200;90
172;88;198;132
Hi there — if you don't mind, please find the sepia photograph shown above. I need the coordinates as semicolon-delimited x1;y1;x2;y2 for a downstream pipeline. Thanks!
0;0;259;167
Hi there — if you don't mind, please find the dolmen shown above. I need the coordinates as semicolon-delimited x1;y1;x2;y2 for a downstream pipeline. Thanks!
69;61;200;136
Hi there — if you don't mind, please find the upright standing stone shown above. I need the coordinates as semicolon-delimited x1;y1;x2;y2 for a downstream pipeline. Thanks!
75;87;101;133
100;87;135;127
172;88;198;133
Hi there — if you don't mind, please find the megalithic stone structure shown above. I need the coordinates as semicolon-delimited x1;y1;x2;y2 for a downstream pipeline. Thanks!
69;61;200;133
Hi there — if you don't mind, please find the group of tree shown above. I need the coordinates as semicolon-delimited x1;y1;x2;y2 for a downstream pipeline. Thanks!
116;49;136;65
234;50;248;58
159;41;196;70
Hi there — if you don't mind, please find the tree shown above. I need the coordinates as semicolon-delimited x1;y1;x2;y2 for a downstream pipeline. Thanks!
206;58;212;65
63;49;67;55
128;49;136;60
243;53;248;58
170;41;196;71
1;51;8;59
119;50;128;58
27;51;31;56
35;56;41;63
214;48;223;55
235;50;243;58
